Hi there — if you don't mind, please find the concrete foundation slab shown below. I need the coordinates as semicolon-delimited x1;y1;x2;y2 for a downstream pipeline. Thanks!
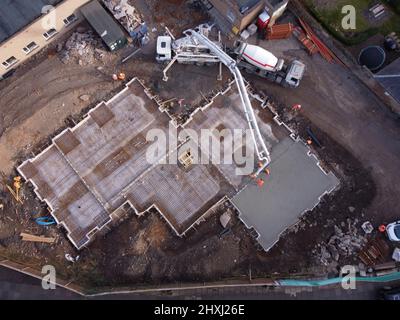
232;137;340;251
18;78;227;249
18;75;339;252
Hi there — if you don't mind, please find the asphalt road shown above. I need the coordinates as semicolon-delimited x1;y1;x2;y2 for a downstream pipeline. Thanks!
1;266;400;300
0;266;79;300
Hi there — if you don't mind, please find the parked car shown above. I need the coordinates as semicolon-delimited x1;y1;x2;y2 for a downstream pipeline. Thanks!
386;220;400;242
379;287;400;300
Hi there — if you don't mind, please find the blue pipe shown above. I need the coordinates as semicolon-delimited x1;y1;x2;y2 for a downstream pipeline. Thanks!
279;272;400;287
35;216;56;226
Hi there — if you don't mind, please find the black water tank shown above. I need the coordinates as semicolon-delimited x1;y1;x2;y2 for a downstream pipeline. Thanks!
358;46;386;71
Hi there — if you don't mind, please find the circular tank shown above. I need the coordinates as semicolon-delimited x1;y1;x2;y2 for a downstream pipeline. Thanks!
358;46;386;71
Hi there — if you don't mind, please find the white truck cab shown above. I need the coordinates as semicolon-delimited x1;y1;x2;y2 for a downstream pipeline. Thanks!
386;220;400;242
156;36;172;62
285;60;306;88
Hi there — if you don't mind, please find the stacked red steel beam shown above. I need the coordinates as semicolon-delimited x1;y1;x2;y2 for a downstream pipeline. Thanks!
266;23;294;40
297;18;347;67
293;27;319;55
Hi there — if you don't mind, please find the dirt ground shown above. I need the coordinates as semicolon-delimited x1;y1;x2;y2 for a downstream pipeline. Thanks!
347;33;400;68
0;1;400;291
247;12;400;271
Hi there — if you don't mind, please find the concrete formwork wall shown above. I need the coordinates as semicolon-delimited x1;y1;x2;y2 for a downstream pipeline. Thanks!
0;0;91;77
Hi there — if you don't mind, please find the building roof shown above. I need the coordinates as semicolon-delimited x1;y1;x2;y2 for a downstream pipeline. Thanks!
236;0;261;14
376;57;400;104
0;0;63;44
80;0;125;48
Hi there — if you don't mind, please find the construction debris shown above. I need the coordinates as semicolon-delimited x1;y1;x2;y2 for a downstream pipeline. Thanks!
79;94;91;102
220;210;232;228
373;261;397;271
393;248;400;262
102;0;142;34
247;23;258;36
20;233;56;244
315;219;368;265
385;32;400;51
121;48;141;63
59;31;109;65
65;254;80;263
296;18;346;67
362;221;374;234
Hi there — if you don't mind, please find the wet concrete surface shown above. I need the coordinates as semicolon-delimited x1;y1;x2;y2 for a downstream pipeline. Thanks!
233;137;339;251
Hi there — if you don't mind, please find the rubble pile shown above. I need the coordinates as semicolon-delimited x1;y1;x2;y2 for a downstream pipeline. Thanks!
102;0;142;33
59;31;109;65
314;218;369;265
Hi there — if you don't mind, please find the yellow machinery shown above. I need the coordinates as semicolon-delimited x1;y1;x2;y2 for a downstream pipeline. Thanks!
2;174;23;204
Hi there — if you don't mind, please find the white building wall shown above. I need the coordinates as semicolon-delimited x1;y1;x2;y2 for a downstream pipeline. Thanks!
0;0;91;77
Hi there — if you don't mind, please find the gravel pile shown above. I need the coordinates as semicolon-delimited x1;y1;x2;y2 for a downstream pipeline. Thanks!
59;31;108;65
315;218;369;265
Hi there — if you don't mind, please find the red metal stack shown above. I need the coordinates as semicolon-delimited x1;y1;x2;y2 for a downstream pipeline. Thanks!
293;27;319;55
296;18;347;67
266;23;294;40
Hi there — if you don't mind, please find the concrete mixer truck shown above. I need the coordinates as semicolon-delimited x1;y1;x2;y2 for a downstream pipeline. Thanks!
156;25;305;88
231;41;305;88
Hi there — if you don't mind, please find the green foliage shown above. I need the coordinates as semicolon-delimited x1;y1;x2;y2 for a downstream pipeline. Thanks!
304;0;400;45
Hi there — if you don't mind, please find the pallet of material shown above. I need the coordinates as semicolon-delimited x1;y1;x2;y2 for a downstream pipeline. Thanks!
358;238;390;266
293;28;318;55
20;233;56;244
266;23;294;40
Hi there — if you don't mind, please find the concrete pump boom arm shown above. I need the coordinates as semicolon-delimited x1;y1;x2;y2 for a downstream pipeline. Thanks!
184;28;271;168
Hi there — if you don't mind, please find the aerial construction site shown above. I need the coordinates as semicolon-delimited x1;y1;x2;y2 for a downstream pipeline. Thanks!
0;0;400;300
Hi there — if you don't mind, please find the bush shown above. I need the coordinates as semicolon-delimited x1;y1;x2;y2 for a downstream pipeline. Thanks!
306;5;379;46
385;0;400;14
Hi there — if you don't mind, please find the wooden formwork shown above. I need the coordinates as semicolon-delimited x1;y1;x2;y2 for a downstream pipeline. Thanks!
358;238;391;267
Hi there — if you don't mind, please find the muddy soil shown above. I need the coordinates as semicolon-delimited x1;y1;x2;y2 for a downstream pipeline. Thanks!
136;0;207;34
